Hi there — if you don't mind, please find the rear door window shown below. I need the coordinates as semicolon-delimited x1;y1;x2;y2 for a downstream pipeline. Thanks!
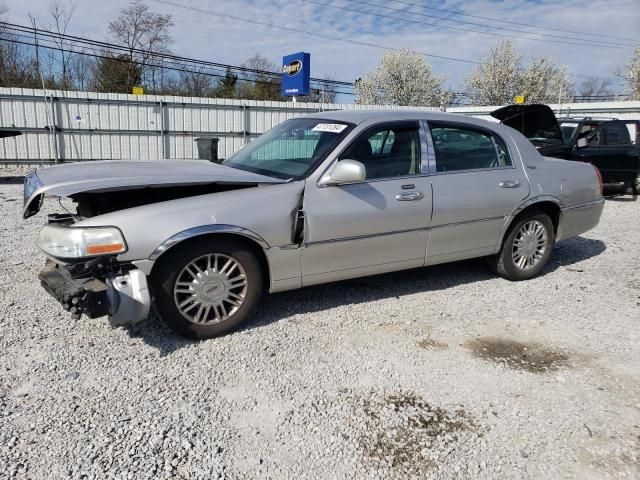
429;124;512;172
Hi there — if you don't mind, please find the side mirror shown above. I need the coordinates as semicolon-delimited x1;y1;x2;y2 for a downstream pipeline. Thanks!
319;159;366;185
576;137;588;149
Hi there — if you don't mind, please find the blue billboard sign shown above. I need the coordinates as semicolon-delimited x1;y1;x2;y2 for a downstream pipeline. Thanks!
281;52;310;96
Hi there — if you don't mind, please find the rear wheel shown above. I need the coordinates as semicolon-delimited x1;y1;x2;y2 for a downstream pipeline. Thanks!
489;210;555;281
634;172;640;196
151;238;263;339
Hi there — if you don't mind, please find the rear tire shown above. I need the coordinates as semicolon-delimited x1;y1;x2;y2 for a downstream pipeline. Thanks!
151;238;263;339
489;210;555;281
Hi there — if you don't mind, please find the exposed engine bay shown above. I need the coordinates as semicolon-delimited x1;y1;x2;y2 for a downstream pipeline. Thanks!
71;183;254;217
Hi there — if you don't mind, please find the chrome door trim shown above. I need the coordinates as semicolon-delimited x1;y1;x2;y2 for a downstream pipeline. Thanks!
430;216;506;229
303;213;508;247
149;224;270;261
561;198;605;211
304;226;430;247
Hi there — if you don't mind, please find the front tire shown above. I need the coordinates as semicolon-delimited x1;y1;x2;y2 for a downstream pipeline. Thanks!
489;210;555;281
151;238;263;339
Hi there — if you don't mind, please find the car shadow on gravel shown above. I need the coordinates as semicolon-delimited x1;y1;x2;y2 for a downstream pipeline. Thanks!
123;312;197;356
605;195;637;202
245;236;606;333
544;236;606;273
124;236;606;352
0;176;25;184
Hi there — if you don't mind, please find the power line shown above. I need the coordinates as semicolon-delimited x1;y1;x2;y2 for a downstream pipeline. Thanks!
383;0;640;44
303;0;632;49
0;21;357;93
146;0;479;64
356;0;635;47
0;22;354;88
0;32;357;96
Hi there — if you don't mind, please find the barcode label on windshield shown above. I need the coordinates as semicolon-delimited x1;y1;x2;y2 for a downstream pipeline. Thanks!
312;123;348;133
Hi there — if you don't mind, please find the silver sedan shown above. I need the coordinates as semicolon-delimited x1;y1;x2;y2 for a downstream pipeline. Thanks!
24;110;604;339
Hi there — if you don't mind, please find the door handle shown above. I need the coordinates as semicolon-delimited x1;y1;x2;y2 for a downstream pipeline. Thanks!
395;191;424;201
499;180;520;188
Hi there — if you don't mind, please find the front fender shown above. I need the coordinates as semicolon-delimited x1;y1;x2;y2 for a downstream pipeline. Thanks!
149;224;270;261
75;181;305;262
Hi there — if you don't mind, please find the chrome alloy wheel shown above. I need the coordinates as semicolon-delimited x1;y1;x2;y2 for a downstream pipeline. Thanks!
173;254;248;325
511;220;548;271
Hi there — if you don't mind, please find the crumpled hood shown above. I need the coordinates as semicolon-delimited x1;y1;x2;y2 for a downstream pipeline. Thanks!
23;159;285;218
490;104;564;146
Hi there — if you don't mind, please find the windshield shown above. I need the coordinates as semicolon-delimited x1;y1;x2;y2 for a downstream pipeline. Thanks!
560;122;579;142
223;118;354;179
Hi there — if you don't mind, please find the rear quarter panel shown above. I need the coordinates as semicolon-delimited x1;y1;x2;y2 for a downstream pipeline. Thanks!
529;156;604;241
530;156;602;208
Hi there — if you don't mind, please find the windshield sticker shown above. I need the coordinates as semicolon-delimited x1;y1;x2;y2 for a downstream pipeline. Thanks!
312;123;348;133
561;122;579;127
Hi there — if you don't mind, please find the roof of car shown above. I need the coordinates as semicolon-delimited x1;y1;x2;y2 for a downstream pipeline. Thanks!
302;109;493;126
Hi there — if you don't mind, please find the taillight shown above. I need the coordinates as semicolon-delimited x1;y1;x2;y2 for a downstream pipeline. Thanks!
591;164;603;194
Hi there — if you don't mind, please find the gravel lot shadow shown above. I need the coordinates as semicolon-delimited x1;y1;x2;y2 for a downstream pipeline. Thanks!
0;176;25;184
123;311;197;356
544;236;606;272
605;195;637;202
246;236;606;332
125;236;606;351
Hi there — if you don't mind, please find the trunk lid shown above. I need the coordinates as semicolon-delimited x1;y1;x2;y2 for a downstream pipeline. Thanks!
491;104;564;147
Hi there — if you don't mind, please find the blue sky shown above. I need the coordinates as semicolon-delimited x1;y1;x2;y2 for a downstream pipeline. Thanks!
3;0;639;101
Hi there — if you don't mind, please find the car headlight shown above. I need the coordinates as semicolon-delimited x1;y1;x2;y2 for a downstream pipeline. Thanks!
37;225;127;258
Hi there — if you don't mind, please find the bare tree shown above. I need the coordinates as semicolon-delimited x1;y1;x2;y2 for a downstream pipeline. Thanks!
213;67;238;98
355;49;449;107
236;54;282;100
68;50;94;91
108;0;173;92
178;66;215;97
298;75;337;103
617;46;640;100
48;0;77;88
465;40;521;106
578;76;613;98
0;5;41;88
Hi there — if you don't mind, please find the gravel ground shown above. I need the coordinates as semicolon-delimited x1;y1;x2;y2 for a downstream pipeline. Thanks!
1;176;639;479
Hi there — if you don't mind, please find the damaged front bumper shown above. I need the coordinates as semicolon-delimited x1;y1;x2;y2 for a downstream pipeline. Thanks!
38;261;150;327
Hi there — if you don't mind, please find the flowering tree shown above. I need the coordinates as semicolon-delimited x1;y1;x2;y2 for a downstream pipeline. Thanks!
520;57;573;104
617;46;640;100
465;40;521;106
466;40;573;105
355;49;451;107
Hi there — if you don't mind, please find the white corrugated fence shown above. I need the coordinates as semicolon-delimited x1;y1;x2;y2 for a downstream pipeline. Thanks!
0;87;639;165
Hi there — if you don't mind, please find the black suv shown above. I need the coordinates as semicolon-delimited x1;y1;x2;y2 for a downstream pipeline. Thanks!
491;105;640;195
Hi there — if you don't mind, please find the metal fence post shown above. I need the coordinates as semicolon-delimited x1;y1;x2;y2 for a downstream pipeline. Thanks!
242;104;249;145
159;100;167;159
48;95;60;164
